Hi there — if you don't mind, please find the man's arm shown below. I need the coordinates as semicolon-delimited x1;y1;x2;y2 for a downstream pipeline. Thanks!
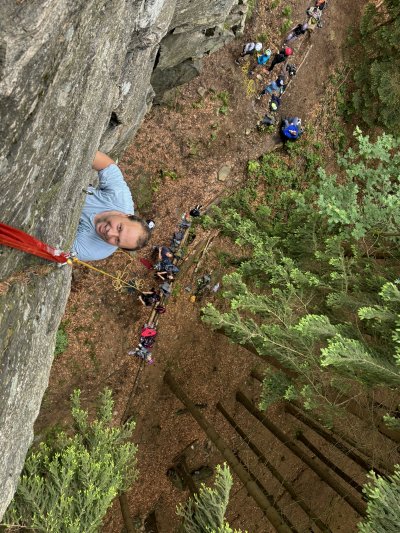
92;151;115;171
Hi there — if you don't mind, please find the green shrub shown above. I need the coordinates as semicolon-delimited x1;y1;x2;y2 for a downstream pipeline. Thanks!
359;466;400;532
2;389;137;533
54;322;68;356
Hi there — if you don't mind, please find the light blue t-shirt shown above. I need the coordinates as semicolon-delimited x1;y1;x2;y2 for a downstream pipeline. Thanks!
72;164;134;261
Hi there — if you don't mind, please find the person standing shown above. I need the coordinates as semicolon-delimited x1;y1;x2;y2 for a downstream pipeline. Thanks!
268;47;293;72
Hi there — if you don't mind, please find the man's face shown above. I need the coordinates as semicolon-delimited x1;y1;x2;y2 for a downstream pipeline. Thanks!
95;213;142;248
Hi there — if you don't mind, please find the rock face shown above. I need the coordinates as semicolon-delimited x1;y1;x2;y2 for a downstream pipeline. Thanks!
0;0;247;519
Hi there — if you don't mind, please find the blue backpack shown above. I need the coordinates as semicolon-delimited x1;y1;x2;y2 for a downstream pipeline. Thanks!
257;52;271;65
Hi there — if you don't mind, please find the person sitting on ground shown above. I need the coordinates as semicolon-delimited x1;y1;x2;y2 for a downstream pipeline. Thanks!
307;6;322;30
285;23;308;43
158;245;174;263
170;230;185;251
72;151;151;261
281;117;304;141
179;213;192;229
235;41;263;64
248;49;272;75
138;288;161;307
257;48;272;66
257;76;285;99
128;344;153;363
268;47;293;72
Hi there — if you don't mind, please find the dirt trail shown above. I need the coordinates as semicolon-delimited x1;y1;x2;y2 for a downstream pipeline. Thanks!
33;1;399;532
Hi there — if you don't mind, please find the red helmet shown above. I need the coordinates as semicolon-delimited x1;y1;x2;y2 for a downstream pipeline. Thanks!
284;47;293;56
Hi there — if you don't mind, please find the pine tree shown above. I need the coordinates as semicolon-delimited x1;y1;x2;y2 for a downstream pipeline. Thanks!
1;389;137;533
202;131;400;412
176;464;245;533
352;1;400;134
316;128;400;241
358;465;400;532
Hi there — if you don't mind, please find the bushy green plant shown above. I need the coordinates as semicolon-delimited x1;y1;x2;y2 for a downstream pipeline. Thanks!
54;322;69;356
352;1;400;134
316;128;400;241
176;464;245;533
2;389;137;533
358;465;400;532
217;91;230;115
202;129;400;413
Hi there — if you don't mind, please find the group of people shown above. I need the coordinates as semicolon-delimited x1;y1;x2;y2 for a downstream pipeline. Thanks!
68;0;329;362
236;0;327;141
128;206;202;362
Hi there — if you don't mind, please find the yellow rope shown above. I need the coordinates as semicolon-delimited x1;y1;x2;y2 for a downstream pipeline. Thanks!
241;63;256;98
117;248;135;261
68;257;139;291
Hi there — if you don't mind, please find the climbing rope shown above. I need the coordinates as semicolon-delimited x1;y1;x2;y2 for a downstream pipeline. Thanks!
0;223;143;293
65;257;140;292
241;63;256;98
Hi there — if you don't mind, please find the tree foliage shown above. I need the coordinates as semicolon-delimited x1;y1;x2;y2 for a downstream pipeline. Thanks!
176;464;245;533
352;1;400;133
316;128;400;240
202;131;400;415
358;465;400;532
2;389;137;533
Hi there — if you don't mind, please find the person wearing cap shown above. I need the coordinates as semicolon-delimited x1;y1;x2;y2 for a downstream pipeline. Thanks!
256;48;272;66
235;41;263;64
281;117;303;141
72;151;151;261
285;23;309;43
268;47;293;72
257;76;285;99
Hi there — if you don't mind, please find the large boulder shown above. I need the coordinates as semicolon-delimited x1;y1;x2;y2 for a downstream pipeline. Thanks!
0;0;246;519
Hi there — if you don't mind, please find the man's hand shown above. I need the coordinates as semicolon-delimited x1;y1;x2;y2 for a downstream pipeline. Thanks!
92;151;115;171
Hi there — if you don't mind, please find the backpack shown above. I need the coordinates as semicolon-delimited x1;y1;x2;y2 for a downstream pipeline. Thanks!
269;95;281;112
190;205;202;217
141;327;157;338
286;63;297;77
257;53;270;65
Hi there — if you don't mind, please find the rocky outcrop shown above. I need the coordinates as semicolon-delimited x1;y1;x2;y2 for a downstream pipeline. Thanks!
0;0;246;519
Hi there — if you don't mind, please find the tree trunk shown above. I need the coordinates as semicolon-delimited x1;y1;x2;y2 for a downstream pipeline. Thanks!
285;402;391;477
233;452;299;532
236;390;367;517
295;432;364;494
163;370;293;533
217;402;331;533
119;493;136;533
250;368;400;444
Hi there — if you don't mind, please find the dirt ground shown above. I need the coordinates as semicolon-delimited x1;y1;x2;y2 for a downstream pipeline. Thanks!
34;0;400;532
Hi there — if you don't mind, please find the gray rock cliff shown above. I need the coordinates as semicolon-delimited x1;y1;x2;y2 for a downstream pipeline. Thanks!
0;0;246;519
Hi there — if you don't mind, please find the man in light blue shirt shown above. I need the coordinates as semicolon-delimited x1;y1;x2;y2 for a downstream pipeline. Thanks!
72;151;151;261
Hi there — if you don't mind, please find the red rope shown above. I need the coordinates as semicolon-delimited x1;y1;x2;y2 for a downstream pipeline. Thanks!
0;223;70;264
